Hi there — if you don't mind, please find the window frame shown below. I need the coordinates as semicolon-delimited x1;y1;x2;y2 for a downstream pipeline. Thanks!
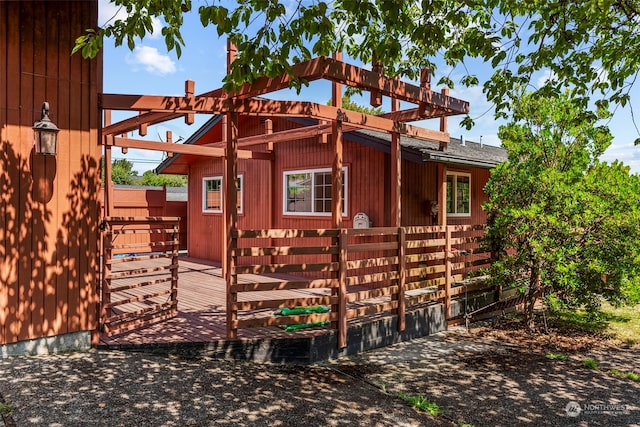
282;167;348;217
202;175;243;214
446;171;471;217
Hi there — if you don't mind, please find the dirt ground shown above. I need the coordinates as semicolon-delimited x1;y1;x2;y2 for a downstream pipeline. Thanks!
1;320;639;426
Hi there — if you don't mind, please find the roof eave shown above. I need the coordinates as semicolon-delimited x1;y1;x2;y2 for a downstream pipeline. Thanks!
155;115;223;174
423;152;502;169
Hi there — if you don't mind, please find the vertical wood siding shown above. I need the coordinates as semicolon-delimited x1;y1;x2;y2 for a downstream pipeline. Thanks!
0;0;101;345
108;187;188;251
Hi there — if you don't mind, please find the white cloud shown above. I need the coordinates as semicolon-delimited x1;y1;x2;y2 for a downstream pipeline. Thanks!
126;46;176;75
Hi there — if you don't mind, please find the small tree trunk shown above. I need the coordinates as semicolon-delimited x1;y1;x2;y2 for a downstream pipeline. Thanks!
524;268;541;332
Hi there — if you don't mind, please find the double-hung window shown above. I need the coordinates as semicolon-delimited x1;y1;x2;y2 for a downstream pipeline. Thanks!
446;172;470;216
283;167;347;216
203;175;243;213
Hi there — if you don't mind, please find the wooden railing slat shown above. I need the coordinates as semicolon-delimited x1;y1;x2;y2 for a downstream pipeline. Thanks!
232;296;335;311
104;289;173;309
234;228;340;239
347;241;398;252
234;312;333;329
233;278;337;292
105;262;178;279
232;245;338;257
346;256;398;270
234;262;339;275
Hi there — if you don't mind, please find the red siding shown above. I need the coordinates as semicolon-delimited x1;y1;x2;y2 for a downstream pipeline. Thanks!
445;166;490;226
187;117;274;262
187;117;493;263
0;0;101;345
109;187;188;251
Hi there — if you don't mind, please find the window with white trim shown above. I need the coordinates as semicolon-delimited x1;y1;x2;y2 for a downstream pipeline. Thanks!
446;172;470;216
283;167;347;216
202;175;243;213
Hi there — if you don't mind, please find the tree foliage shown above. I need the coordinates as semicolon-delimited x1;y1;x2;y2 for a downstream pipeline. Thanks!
140;170;187;187
111;158;138;185
78;0;640;126
484;93;640;330
328;94;383;115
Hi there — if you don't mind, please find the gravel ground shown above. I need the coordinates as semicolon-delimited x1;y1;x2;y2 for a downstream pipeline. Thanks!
1;327;639;426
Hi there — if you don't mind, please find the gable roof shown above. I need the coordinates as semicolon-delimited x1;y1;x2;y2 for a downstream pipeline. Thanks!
345;128;507;168
156;115;507;174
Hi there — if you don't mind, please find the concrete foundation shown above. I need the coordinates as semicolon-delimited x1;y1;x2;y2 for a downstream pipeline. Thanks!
0;331;91;358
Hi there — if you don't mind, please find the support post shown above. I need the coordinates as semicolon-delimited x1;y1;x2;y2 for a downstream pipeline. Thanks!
101;226;112;330
331;118;345;347
331;119;343;228
264;118;273;151
438;163;447;226
370;54;383;107
166;130;173;158
337;228;348;349
104;135;114;217
439;88;449;151
224;111;239;339
418;68;431;117
390;98;401;227
396;227;406;332
170;221;179;315
138;111;148;136
332;51;342;109
445;226;452;320
184;79;195;125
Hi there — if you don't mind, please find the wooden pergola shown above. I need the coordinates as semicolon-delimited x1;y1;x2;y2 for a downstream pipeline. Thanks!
100;42;470;342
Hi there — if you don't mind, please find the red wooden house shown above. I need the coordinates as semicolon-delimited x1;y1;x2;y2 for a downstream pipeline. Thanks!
156;115;506;263
97;52;510;345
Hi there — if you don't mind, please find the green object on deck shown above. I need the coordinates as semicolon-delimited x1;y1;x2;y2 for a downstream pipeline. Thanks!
274;305;330;316
284;321;330;332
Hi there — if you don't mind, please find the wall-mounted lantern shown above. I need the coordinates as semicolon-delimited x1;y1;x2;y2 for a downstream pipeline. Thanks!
33;102;59;155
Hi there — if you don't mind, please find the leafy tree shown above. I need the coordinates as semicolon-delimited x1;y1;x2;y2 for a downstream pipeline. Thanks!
484;93;640;331
111;158;138;185
328;94;383;115
77;1;640;128
140;170;187;187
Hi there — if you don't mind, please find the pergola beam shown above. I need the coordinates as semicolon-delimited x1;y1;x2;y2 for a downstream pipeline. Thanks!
229;57;327;100
101;87;226;136
320;57;469;114
101;57;469;135
101;95;450;143
206;122;333;148
109;136;273;160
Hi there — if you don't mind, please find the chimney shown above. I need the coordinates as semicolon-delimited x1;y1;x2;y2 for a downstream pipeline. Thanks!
460;135;466;146
480;135;483;148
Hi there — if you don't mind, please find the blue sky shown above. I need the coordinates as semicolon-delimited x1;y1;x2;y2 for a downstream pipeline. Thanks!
100;0;640;175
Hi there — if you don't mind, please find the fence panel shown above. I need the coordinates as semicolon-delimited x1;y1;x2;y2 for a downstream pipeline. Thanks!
100;217;179;335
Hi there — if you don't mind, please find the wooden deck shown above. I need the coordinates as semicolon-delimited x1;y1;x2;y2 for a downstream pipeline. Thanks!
98;257;334;347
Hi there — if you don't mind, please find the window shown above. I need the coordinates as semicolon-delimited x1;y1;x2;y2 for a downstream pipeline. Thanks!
283;167;347;216
446;172;470;216
202;175;243;213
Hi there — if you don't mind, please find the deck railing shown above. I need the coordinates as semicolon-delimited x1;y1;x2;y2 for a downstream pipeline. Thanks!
229;224;494;347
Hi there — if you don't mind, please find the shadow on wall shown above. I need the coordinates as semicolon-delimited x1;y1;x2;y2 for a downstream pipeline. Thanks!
0;130;99;346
